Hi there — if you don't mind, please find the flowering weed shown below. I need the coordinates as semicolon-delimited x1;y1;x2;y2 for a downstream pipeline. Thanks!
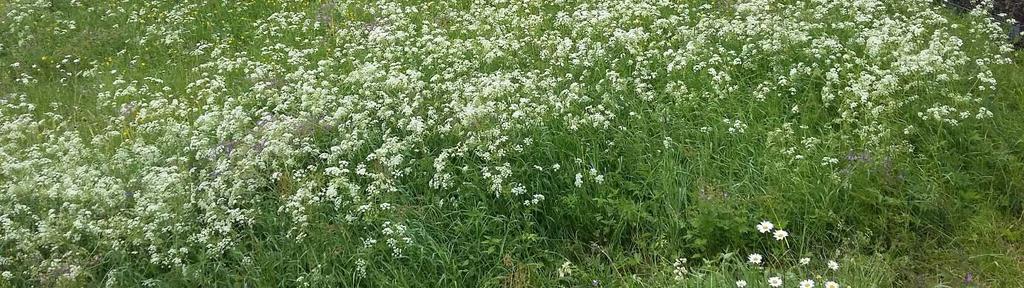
1;0;1023;286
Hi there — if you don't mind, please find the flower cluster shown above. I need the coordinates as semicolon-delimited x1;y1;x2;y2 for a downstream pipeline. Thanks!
0;0;1013;285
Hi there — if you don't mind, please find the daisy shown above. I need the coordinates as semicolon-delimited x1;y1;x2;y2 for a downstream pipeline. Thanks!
773;230;788;240
736;280;747;287
756;221;774;233
799;257;810;265
827;260;839;271
748;253;762;265
799;279;815;288
768;276;783;287
824;281;840;288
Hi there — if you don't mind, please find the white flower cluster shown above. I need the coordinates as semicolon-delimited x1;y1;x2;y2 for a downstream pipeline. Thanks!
672;257;689;281
0;0;1012;284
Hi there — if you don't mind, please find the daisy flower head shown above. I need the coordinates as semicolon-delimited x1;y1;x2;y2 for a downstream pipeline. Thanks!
799;257;810;265
756;221;774;233
824;281;840;288
773;229;788;240
748;253;763;265
800;279;815;288
736;280;747;287
827;260;839;271
768;276;783;287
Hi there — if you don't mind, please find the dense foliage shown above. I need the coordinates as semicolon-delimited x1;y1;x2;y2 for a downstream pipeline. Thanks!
1;0;1022;286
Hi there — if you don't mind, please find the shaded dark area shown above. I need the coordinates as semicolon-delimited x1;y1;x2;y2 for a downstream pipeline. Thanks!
943;0;1024;47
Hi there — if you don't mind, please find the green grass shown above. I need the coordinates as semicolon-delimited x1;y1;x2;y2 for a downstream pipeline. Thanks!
1;0;1023;287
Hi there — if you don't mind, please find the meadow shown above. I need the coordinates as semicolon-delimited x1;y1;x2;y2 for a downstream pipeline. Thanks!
2;0;1023;287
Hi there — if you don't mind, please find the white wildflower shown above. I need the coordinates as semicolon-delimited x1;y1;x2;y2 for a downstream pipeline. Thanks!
748;253;763;265
672;258;688;280
756;221;774;233
773;230;789;241
557;261;573;278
